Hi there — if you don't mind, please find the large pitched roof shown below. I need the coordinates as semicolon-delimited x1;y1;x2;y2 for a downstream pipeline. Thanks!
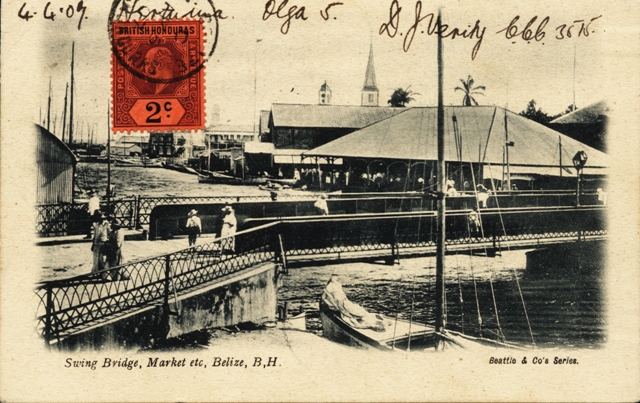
270;103;403;129
550;100;609;124
305;106;608;170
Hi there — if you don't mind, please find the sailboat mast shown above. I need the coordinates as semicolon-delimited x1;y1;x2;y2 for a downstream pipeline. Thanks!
559;136;563;177
62;83;68;143
69;42;75;145
435;8;446;334
505;111;511;191
47;78;52;132
107;104;112;206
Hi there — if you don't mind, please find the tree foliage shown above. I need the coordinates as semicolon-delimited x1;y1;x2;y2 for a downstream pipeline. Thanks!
454;75;485;106
388;86;417;107
519;100;578;126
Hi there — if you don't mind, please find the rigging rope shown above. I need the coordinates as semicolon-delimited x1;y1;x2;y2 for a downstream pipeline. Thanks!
512;267;536;347
488;269;507;343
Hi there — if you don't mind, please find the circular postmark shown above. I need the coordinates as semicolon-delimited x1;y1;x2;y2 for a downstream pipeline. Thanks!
108;0;219;84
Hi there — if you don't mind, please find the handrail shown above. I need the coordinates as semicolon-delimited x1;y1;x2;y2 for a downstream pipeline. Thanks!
35;207;606;343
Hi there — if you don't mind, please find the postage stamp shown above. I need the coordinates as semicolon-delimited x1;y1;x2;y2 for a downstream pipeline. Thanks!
111;20;205;132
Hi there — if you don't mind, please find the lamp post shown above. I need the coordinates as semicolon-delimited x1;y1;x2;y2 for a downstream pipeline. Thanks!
572;151;588;206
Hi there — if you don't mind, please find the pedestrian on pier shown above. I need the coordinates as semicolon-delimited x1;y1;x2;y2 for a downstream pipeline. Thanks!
91;211;111;278
84;190;101;239
106;219;128;280
220;205;237;254
468;208;481;238
314;194;329;215
186;209;202;246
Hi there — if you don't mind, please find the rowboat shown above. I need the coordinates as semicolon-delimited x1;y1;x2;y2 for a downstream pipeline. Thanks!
320;276;523;351
197;171;269;185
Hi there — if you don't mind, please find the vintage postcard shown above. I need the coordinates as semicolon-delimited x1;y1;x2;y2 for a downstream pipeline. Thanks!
1;0;639;401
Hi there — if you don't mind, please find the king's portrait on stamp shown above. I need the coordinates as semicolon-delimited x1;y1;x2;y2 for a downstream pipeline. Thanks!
0;0;639;402
111;20;206;132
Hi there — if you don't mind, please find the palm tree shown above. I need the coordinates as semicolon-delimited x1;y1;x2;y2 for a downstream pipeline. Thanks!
388;86;418;107
454;76;485;106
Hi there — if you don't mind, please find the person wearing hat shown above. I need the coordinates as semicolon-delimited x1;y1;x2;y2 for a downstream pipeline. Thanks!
220;205;237;254
186;209;202;246
91;211;111;276
106;219;128;280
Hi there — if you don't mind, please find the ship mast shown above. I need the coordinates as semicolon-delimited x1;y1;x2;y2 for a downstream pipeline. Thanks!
69;42;75;146
435;8;446;334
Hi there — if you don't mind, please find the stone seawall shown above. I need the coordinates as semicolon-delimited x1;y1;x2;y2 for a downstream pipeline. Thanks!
54;262;280;350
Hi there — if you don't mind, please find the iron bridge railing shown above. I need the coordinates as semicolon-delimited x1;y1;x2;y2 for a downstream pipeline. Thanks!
35;206;606;344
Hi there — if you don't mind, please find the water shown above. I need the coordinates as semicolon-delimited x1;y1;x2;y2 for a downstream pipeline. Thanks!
279;250;605;349
76;164;604;350
75;162;267;198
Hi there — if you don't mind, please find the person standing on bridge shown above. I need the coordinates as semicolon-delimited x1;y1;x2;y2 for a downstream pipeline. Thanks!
220;205;237;254
186;209;202;247
84;190;101;239
314;194;329;215
106;219;128;280
91;211;111;278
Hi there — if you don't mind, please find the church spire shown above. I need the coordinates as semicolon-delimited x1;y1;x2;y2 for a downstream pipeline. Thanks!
361;43;379;106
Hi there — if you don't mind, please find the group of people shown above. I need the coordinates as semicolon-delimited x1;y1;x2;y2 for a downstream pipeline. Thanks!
185;205;237;254
89;207;127;281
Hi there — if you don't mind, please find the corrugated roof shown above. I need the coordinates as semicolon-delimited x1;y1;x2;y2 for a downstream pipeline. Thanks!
304;106;608;170
205;124;255;134
244;141;275;154
271;103;404;128
259;110;270;133
550;100;608;124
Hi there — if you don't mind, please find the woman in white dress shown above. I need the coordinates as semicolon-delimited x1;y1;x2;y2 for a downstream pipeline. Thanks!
220;206;237;254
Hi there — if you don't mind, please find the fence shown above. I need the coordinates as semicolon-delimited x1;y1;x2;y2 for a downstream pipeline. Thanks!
36;194;318;237
35;223;281;344
35;206;606;343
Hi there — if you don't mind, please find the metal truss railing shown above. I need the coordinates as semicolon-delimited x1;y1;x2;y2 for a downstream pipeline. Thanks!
35;207;605;343
35;223;280;343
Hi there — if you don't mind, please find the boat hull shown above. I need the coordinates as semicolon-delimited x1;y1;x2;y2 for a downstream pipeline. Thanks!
319;302;436;351
198;172;269;185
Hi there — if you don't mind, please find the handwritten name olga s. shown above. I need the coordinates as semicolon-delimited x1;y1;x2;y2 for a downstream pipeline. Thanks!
262;0;343;35
380;0;603;60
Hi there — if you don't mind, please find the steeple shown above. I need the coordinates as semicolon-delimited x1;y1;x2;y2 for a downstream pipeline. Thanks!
319;81;332;105
361;43;379;106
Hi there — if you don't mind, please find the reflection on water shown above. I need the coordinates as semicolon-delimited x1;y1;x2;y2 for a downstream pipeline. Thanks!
279;250;605;349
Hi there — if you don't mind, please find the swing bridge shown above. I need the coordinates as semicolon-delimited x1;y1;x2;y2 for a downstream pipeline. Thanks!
35;204;606;347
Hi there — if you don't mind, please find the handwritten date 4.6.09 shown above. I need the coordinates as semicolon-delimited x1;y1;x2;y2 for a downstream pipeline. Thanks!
18;1;88;30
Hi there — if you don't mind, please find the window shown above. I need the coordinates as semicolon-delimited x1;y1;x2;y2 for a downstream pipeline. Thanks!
369;94;374;103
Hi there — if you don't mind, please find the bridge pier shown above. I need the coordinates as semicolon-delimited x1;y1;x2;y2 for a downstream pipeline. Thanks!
52;262;280;351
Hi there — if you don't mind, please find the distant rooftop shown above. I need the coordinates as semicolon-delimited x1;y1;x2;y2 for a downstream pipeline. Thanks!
270;103;404;129
205;124;255;134
550;100;609;124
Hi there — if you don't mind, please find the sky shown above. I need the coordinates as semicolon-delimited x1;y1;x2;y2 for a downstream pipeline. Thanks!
28;0;610;143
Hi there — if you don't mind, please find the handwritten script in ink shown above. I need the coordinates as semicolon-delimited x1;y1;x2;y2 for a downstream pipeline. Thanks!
18;1;88;30
379;0;603;60
262;0;343;34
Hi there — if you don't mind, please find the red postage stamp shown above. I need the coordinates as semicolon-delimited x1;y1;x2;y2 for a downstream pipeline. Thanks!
111;20;205;132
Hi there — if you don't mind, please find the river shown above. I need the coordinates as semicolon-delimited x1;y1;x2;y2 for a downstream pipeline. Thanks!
75;162;268;198
75;163;605;350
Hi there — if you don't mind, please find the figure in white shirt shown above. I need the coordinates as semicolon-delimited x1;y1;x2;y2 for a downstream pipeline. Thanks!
186;209;202;246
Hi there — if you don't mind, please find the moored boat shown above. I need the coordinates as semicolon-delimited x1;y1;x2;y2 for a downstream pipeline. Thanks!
197;171;269;185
